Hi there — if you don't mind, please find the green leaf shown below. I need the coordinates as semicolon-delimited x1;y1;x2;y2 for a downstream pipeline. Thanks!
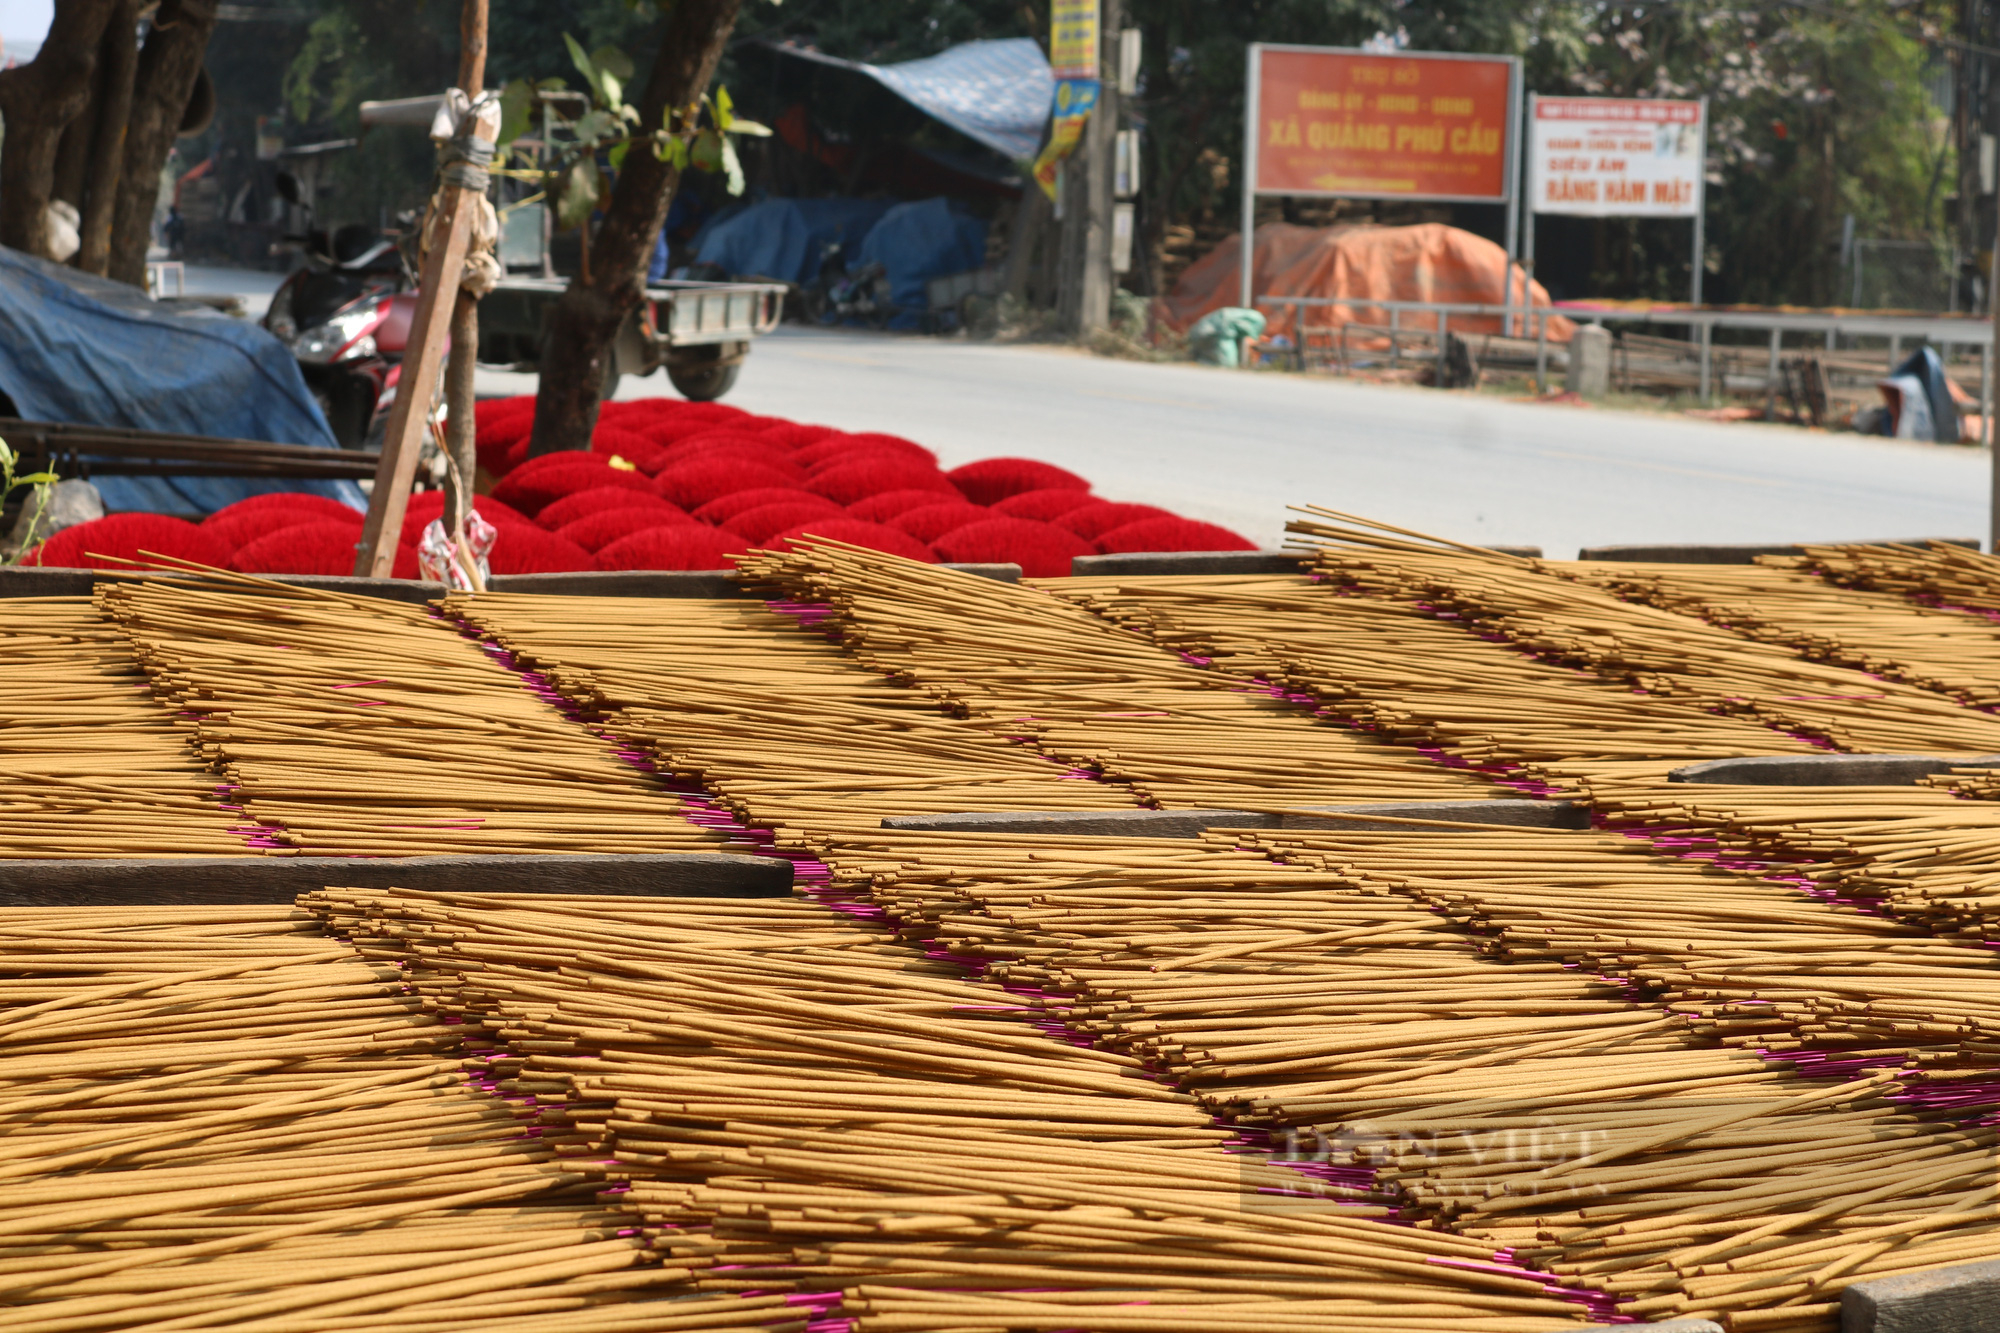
714;84;734;129
497;78;533;147
607;139;630;171
597;68;623;110
557;159;601;229
726;117;772;137
591;45;635;82
658;135;689;168
720;135;745;196
564;33;596;86
17;472;57;486
573;108;615;143
689;127;722;173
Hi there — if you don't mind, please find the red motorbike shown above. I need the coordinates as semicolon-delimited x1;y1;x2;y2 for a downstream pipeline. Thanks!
264;175;422;450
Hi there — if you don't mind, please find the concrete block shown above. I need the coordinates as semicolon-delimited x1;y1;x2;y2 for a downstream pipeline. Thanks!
1669;754;2000;787
1843;1256;2000;1332
6;477;102;547
940;562;1023;584
882;800;1587;838
1567;324;1612;399
0;566;99;597
1577;539;1980;564
0;852;795;905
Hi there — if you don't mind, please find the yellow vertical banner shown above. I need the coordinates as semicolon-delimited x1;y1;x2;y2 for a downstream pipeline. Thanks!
1049;0;1099;79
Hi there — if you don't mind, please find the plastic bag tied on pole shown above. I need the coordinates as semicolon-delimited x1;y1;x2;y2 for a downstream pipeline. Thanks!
419;510;497;590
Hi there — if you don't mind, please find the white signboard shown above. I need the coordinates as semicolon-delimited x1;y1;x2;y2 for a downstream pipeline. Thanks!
1528;96;1705;217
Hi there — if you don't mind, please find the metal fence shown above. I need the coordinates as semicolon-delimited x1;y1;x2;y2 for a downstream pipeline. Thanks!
1847;239;1955;312
1255;294;1995;441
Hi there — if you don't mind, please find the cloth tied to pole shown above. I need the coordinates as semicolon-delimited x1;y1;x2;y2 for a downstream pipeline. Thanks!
419;509;497;591
421;89;504;299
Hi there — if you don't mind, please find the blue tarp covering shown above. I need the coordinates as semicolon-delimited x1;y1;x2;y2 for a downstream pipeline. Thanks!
0;245;363;515
769;37;1053;161
693;198;897;285
854;198;988;330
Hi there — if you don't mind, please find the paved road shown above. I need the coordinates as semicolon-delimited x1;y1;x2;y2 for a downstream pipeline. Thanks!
554;326;1985;558
175;261;1988;556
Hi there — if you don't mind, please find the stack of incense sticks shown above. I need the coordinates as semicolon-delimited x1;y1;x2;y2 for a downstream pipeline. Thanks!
1240;825;2000;1064
304;886;1601;1333
1037;569;1811;773
1285;511;2000;756
0;595;251;857
96;577;731;857
11;524;2000;1331
728;543;1501;808
1554;555;2000;711
445;592;1149;842
0;901;802;1332
1796;538;2000;612
807;826;2000;1332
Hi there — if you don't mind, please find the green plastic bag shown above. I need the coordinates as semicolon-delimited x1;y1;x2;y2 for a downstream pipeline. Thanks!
1188;307;1267;367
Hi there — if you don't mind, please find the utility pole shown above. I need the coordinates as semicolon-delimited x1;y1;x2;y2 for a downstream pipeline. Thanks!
1057;0;1119;335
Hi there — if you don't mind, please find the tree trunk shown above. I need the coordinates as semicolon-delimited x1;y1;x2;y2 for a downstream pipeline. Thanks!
106;0;218;287
78;0;141;274
0;0;120;259
527;0;744;457
51;90;97;209
442;0;488;529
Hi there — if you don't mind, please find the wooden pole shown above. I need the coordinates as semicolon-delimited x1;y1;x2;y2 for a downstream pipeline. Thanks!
443;0;487;532
353;0;491;578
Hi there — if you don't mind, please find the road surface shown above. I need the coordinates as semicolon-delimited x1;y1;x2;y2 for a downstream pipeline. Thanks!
526;326;1985;558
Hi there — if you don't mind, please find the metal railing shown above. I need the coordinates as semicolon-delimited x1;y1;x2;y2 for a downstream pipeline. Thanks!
1255;294;1996;441
1255;296;1562;389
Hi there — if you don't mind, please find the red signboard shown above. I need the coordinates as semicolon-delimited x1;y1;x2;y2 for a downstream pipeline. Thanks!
1252;47;1516;201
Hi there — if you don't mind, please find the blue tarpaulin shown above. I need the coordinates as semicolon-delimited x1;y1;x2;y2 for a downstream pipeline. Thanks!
692;198;897;285
0;245;363;515
854;198;988;330
766;37;1053;161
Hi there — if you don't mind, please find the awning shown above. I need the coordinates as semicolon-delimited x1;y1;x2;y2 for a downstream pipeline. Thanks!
759;37;1053;162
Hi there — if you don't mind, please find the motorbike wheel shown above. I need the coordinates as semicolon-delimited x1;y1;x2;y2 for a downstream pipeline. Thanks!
667;360;740;401
666;346;742;402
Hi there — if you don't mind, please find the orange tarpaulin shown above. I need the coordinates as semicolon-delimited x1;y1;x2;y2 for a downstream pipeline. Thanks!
1158;222;1574;343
